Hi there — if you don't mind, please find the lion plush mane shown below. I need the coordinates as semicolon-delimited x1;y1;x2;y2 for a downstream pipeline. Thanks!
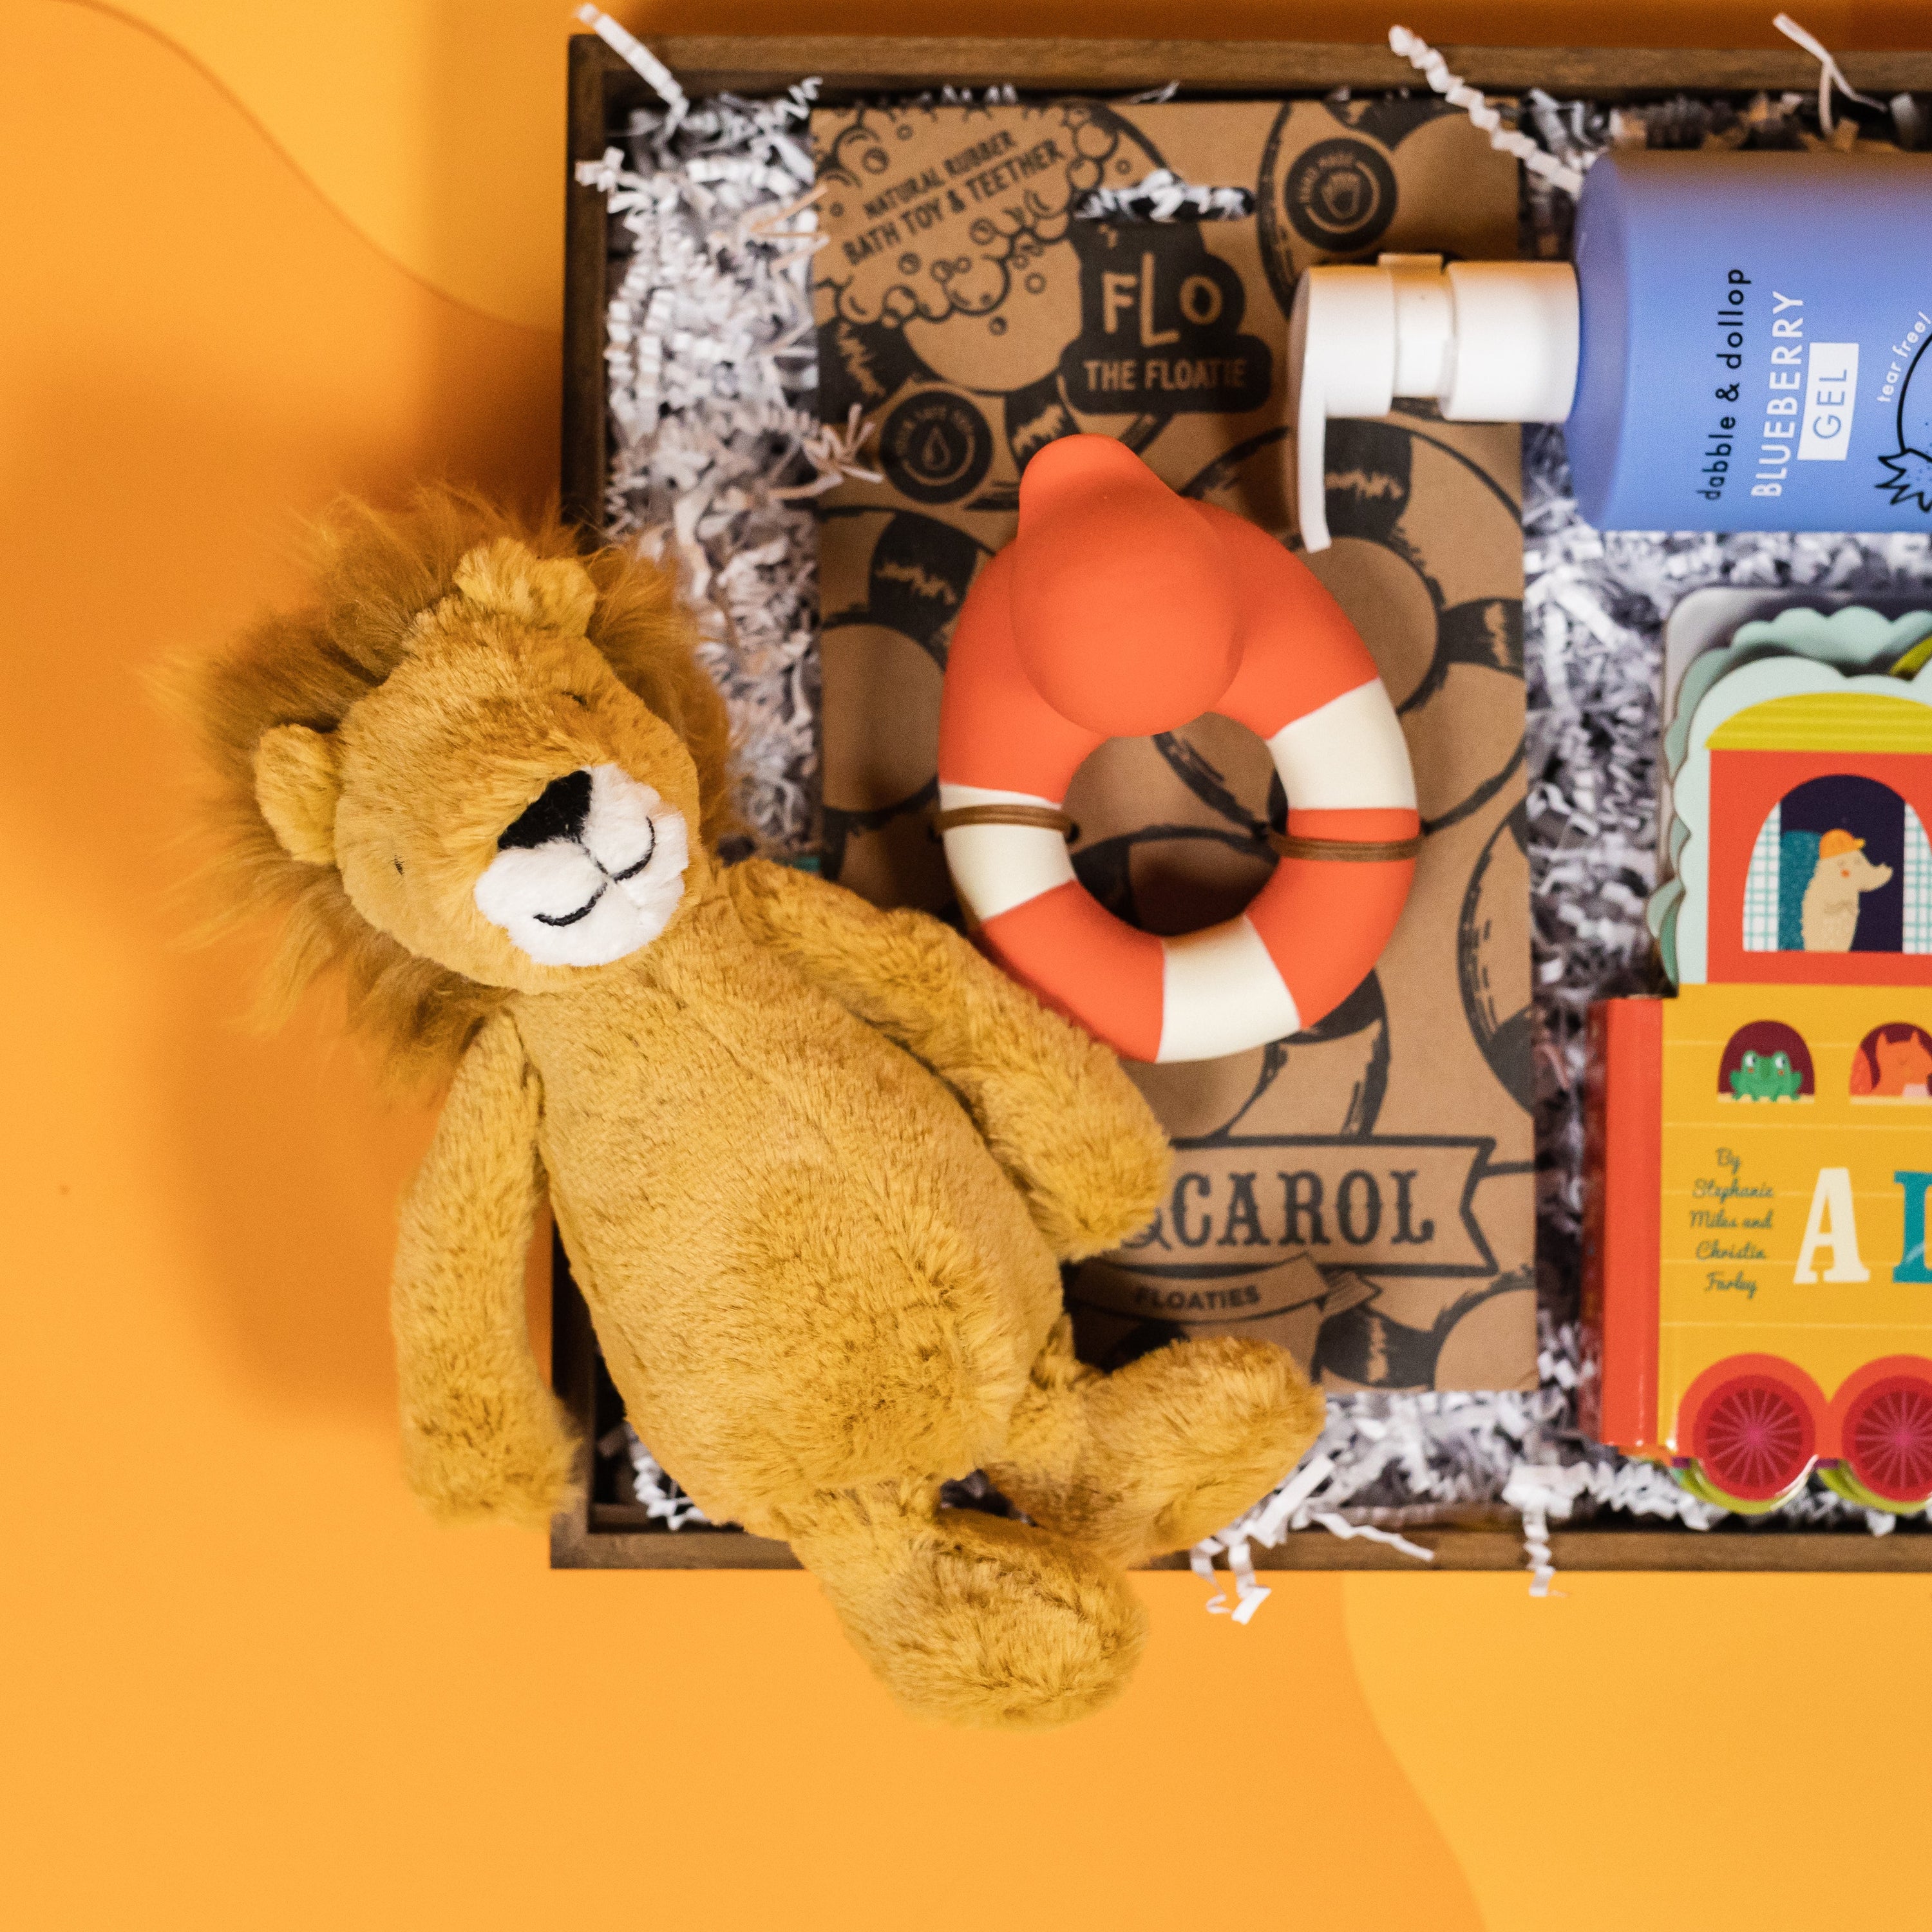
184;489;735;1087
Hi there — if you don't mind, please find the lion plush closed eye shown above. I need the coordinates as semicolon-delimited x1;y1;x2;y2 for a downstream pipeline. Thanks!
185;489;1325;1730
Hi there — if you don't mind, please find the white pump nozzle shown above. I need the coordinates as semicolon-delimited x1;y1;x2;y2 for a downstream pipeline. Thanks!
1291;256;1580;551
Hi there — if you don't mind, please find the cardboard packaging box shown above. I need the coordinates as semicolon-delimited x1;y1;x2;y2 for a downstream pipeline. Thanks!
814;97;1535;1392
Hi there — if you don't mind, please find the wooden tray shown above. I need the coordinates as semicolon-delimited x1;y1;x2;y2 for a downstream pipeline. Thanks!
554;32;1932;1575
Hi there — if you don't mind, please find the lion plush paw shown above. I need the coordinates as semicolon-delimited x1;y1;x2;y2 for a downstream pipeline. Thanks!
794;1497;1147;1729
978;1051;1171;1262
991;1335;1327;1567
400;1401;582;1531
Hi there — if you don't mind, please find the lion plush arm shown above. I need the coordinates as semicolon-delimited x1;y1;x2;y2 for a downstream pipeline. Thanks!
391;1011;580;1527
726;859;1168;1258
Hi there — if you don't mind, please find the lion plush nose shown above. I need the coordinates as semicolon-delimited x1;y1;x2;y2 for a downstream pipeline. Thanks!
500;769;591;850
474;762;692;969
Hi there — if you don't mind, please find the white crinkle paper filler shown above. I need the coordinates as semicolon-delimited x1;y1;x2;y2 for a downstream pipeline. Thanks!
1385;26;1588;194
1074;168;1254;222
578;68;1926;1584
619;1430;708;1530
576;78;850;854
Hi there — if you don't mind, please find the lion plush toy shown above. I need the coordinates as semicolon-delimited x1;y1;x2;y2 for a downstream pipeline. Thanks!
187;491;1325;1728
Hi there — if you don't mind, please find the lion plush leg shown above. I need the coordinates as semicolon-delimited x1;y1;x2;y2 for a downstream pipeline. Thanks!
985;1319;1327;1566
777;1482;1146;1729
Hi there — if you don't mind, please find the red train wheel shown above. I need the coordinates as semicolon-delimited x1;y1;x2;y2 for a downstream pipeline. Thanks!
1843;1376;1932;1506
1690;1372;1815;1502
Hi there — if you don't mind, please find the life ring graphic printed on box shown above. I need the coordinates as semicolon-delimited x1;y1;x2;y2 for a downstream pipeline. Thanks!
936;435;1420;1063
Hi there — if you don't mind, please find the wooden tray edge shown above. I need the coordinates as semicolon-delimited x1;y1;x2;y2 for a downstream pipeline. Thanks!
632;33;1932;100
551;1516;1932;1573
553;30;1932;1577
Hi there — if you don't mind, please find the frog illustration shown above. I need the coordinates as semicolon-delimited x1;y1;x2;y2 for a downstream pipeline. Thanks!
1730;1048;1803;1101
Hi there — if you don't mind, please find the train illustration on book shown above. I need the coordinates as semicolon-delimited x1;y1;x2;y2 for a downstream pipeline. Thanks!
1585;643;1932;1513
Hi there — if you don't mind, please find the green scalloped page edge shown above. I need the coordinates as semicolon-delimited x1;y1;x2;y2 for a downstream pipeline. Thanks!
1648;876;1685;984
1663;605;1932;780
1732;602;1932;658
1895;632;1932;677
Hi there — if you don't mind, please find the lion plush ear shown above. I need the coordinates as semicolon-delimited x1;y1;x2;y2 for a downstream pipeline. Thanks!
453;540;598;636
255;724;341;866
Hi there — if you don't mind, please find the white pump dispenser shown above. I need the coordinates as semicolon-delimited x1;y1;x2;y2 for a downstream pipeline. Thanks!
1289;255;1580;551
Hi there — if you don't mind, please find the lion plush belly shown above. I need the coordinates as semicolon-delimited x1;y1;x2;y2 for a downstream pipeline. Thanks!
516;961;1063;1524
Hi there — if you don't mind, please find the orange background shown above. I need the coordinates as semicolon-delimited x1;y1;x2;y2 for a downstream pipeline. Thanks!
5;5;1931;1927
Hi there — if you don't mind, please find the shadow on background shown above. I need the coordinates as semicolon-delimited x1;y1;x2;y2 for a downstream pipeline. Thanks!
4;1;558;1417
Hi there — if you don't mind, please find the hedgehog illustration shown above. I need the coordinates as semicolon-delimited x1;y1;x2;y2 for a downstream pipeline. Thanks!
1800;828;1893;952
1878;333;1932;511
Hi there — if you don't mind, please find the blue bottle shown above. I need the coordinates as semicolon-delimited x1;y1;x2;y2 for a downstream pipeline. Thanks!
1291;149;1932;548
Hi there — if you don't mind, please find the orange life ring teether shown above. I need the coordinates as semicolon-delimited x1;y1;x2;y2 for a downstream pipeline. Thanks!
936;435;1419;1063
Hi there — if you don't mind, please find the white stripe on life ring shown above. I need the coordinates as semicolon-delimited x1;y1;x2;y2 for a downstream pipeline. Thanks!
1156;916;1302;1063
936;781;1074;924
1267;679;1418;810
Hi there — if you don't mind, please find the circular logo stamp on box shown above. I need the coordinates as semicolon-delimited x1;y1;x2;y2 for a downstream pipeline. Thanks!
1280;137;1397;252
878;391;994;505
